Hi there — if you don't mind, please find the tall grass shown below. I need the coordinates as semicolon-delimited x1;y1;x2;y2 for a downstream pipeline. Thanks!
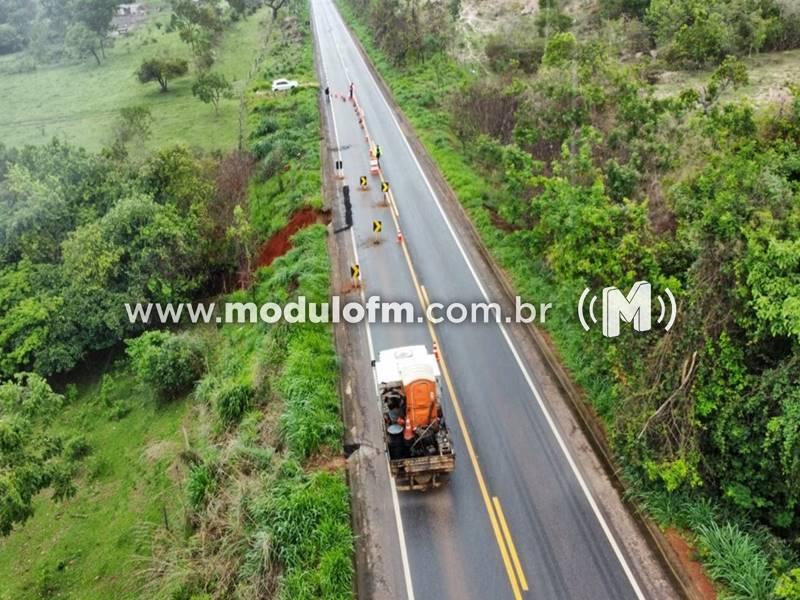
695;522;775;600
278;326;342;458
253;460;353;600
140;4;353;597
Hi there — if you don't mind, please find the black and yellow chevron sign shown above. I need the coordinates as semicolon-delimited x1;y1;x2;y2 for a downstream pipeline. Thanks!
350;264;360;279
381;181;390;193
360;176;367;188
373;220;382;233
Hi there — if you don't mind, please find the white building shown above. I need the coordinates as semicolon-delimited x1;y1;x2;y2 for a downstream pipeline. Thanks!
116;3;146;17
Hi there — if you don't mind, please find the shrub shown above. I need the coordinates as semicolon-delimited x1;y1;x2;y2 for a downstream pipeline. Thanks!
600;0;650;18
64;384;79;404
126;331;205;398
186;462;216;510
216;382;254;426
63;435;91;460
0;373;84;534
542;31;578;66
776;569;800;600
485;34;545;75
534;9;574;37
251;117;280;139
193;374;221;404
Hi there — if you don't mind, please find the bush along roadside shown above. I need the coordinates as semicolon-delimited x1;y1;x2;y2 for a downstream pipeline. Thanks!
139;7;353;599
337;1;800;597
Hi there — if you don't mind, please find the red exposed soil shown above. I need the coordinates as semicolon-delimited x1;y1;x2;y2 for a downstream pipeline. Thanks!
255;207;330;268
665;528;717;600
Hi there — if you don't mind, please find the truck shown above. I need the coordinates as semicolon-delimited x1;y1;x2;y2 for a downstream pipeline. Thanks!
374;345;455;491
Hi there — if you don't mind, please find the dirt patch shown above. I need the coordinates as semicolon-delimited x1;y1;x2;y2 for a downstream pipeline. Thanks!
255;207;330;268
143;440;180;464
305;449;347;473
486;205;517;233
665;528;717;600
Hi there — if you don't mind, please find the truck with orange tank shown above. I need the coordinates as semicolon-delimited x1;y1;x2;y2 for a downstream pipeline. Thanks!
374;345;455;491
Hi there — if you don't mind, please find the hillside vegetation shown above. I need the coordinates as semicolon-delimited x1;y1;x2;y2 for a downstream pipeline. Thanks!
0;1;352;598
339;0;800;597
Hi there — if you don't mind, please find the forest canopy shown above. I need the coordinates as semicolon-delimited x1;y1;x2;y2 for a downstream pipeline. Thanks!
0;141;243;377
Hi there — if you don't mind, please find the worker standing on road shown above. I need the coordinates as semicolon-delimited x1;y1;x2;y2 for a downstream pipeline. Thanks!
375;144;382;167
324;86;330;101
349;82;354;99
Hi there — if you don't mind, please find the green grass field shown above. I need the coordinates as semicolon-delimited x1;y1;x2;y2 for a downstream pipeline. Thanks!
0;8;272;152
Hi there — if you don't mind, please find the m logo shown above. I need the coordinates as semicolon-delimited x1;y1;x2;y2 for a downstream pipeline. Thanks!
578;280;676;338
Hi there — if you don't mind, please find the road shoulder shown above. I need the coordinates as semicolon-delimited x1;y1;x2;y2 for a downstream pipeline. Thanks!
312;14;408;600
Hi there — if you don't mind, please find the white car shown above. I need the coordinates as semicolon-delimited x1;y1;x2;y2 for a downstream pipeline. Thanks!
271;78;298;92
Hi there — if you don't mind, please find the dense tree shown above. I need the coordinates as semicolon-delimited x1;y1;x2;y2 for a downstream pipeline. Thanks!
136;56;189;92
422;15;800;540
0;0;36;54
39;0;72;40
0;141;227;377
0;164;70;264
0;23;23;54
646;0;800;66
17;0;122;61
62;193;204;302
0;263;62;376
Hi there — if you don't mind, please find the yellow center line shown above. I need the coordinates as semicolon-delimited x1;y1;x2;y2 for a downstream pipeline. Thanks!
420;284;431;309
355;90;526;597
494;496;530;592
383;176;525;600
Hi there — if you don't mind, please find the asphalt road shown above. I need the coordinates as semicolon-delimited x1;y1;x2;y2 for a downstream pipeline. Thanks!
311;1;651;598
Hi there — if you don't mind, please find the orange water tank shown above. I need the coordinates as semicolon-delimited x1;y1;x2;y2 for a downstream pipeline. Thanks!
403;377;437;440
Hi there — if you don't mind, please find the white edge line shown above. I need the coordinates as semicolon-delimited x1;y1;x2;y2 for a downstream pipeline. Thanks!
312;4;416;599
324;1;647;597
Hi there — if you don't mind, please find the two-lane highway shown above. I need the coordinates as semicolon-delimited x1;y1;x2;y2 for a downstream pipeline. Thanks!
312;1;666;597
